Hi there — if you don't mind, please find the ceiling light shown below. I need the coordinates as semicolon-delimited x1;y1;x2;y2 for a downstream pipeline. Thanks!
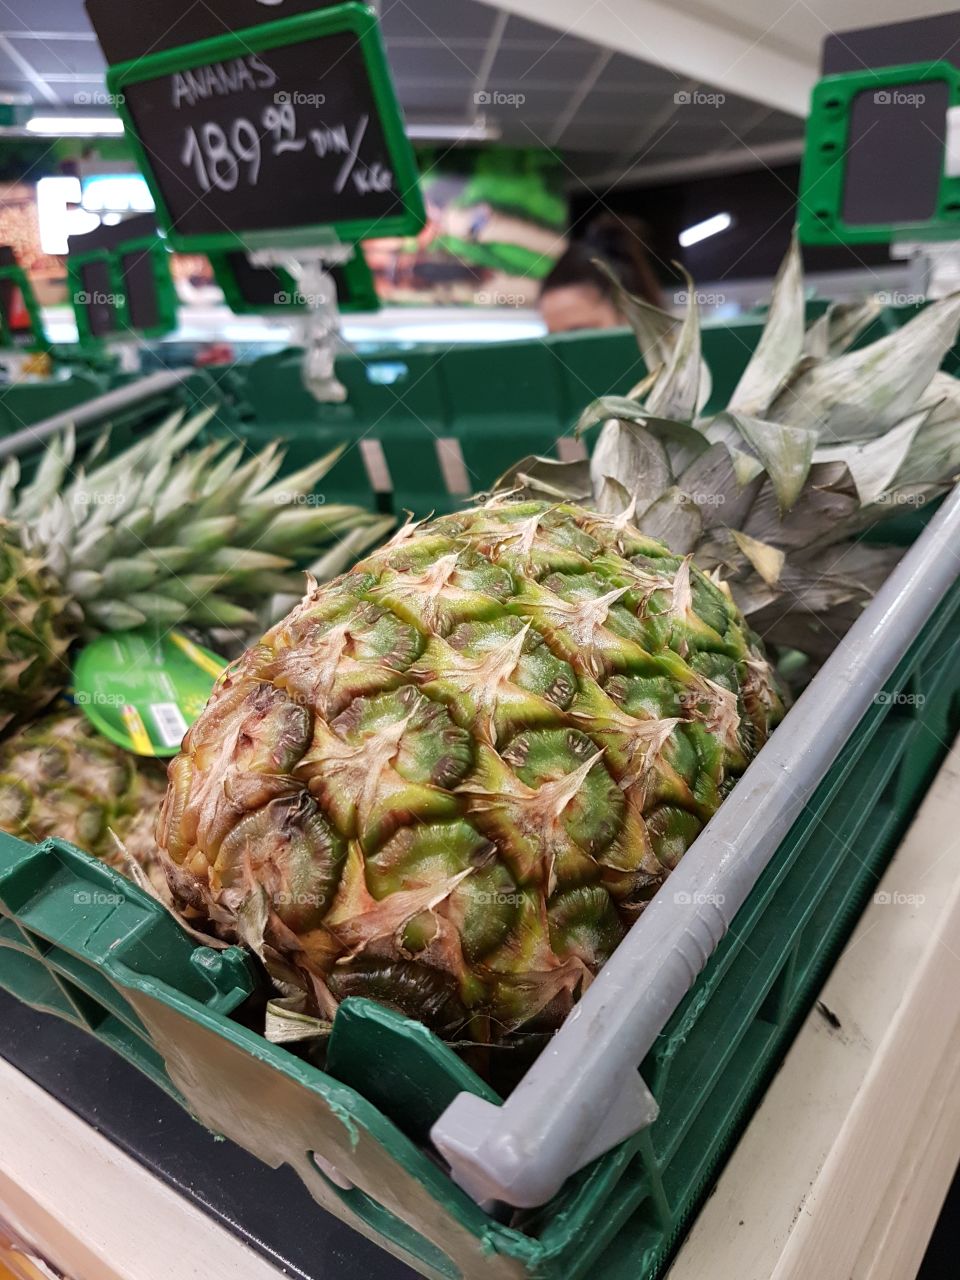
26;115;125;137
679;212;733;247
405;120;501;142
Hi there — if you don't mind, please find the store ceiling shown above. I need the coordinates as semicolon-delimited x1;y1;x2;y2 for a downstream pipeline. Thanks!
0;0;804;187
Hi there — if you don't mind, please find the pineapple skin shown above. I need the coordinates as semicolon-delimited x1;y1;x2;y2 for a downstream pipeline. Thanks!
157;501;783;1042
0;711;167;883
0;531;72;733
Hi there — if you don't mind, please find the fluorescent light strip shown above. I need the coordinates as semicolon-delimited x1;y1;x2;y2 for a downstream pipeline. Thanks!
406;121;500;142
679;212;732;247
26;115;125;136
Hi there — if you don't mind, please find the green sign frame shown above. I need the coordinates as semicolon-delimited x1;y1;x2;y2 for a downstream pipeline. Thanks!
799;60;960;245
0;264;48;351
209;246;380;315
107;3;425;253
68;236;177;346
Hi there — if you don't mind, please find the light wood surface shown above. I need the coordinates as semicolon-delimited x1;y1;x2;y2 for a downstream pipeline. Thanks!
669;737;960;1280
0;1060;285;1280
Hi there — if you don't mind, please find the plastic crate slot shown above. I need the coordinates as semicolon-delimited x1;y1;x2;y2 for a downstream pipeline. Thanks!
0;917;51;958
791;800;903;996
660;1018;777;1209
756;945;800;1026
515;1126;643;1257
0;946;83;1026
46;948;149;1039
52;973;116;1033
358;438;392;494
310;1162;462;1280
98;1016;178;1097
435;437;471;496
646;731;904;1162
523;1141;656;1277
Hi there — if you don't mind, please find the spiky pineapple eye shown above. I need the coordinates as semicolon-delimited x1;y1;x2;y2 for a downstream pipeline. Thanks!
215;794;345;932
501;727;624;857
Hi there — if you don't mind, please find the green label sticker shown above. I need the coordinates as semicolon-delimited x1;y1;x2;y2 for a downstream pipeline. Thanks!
72;628;226;757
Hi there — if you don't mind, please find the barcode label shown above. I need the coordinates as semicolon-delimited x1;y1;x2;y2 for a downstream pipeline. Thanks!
149;701;188;748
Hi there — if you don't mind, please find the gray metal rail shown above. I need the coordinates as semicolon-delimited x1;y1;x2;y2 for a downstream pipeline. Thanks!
432;478;960;1209
0;369;194;460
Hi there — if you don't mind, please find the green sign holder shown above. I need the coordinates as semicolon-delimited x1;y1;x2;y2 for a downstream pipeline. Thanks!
799;60;960;244
68;236;177;346
107;3;425;253
112;229;180;339
209;245;380;315
0;263;48;352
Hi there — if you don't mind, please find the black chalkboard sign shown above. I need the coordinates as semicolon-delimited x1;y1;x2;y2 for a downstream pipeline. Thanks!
67;213;177;343
107;5;424;252
800;13;960;245
85;0;340;66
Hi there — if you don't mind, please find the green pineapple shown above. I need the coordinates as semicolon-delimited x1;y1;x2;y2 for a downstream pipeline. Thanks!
155;499;781;1044
0;408;390;730
0;711;167;887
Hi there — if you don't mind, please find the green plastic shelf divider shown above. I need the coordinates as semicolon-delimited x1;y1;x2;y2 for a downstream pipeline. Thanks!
799;59;960;244
0;262;49;352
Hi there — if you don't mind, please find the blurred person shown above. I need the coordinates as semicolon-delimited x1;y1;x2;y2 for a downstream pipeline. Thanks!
539;213;662;333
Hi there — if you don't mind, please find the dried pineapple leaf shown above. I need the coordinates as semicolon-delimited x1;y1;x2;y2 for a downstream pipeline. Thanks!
710;411;817;512
264;998;333;1045
814;406;930;507
729;233;805;416
592;257;679;370
768;292;960;441
634;487;703;553
491;454;593;502
596;474;633;515
802;297;883;358
731;530;786;586
590;419;671;514
574;397;709;463
675;443;759;531
645;265;702;422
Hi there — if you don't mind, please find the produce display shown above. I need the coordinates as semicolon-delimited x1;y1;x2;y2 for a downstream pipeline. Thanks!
156;499;782;1045
498;240;960;660
0;710;166;887
0;407;385;732
5;239;960;1064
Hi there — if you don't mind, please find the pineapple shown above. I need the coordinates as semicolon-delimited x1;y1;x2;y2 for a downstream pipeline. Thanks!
0;407;390;731
497;238;960;662
155;499;782;1044
0;711;167;888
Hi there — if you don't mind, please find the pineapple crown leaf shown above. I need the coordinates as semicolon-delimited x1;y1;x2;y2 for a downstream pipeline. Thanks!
727;230;805;418
5;409;382;638
491;231;960;640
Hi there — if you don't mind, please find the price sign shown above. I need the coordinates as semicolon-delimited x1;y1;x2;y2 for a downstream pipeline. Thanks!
107;4;425;252
67;213;177;343
85;0;340;64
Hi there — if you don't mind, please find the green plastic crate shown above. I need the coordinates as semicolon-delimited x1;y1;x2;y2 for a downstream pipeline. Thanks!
224;305;926;520
1;570;958;1279
229;322;769;519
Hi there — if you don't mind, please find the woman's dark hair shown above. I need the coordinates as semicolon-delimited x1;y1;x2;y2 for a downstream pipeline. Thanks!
540;213;662;308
